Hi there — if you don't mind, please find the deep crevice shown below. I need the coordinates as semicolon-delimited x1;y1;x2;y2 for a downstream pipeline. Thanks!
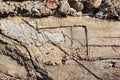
0;33;53;80
88;45;120;47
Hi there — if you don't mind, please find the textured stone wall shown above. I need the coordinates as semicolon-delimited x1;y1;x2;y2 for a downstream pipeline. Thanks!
0;16;120;80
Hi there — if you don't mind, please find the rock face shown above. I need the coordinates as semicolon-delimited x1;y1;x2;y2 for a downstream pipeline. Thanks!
0;0;120;80
0;16;120;80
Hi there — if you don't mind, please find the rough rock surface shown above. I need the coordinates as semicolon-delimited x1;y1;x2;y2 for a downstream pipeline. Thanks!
0;0;120;80
96;0;120;19
0;0;81;17
0;16;120;80
46;0;59;10
0;0;119;20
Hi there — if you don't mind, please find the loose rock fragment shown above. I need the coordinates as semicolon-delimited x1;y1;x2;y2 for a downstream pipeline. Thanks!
68;0;84;12
40;4;53;16
58;1;71;15
69;8;82;16
45;0;59;10
87;0;102;9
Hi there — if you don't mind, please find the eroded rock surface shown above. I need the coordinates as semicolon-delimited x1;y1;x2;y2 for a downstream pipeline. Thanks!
0;17;120;80
0;1;120;80
0;17;87;80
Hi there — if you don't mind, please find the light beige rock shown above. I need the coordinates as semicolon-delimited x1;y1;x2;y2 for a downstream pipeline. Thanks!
88;46;120;59
87;0;102;9
0;16;120;80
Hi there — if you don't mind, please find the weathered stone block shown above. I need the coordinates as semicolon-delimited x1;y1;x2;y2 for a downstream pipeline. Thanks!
38;26;87;64
88;46;120;59
0;18;87;65
86;20;120;46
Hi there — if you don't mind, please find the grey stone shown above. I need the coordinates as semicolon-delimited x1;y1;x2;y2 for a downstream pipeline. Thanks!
96;0;120;20
58;1;71;15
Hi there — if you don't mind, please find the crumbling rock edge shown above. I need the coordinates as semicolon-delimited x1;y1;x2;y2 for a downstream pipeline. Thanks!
0;0;120;20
